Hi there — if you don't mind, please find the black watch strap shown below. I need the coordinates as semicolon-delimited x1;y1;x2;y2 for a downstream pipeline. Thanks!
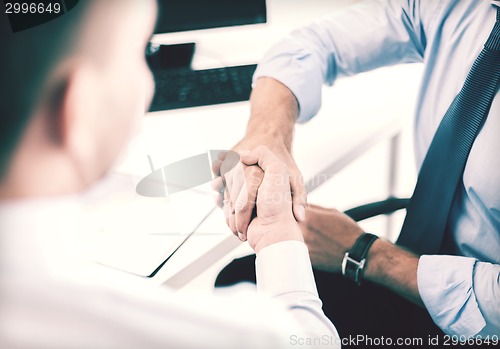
342;232;378;286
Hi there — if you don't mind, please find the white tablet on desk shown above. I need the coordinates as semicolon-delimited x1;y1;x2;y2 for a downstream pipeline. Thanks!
82;170;217;277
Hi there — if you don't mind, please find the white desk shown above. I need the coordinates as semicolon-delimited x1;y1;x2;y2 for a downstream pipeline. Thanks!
84;0;423;291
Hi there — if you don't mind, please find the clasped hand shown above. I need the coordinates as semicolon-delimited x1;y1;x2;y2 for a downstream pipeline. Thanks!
212;146;364;267
212;146;303;253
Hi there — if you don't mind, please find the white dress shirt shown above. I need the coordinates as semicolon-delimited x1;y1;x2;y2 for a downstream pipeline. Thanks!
253;0;500;337
0;196;339;348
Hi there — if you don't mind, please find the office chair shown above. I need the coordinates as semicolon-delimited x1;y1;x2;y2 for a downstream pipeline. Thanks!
343;197;409;223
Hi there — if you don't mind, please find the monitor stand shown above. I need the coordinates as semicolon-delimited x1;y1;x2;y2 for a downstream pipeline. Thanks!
147;42;196;70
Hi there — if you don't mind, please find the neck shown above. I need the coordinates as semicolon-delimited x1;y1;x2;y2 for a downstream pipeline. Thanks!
0;114;93;200
0;149;89;200
0;110;98;200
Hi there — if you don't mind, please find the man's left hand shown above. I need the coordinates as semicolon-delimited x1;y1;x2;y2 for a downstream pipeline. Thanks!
300;204;363;273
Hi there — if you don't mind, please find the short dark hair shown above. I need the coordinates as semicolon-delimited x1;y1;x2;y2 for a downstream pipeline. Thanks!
0;2;89;178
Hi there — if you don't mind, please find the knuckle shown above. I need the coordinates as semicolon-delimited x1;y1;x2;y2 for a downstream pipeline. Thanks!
247;176;262;190
236;210;250;223
272;162;288;175
234;200;246;212
236;222;248;235
295;192;307;202
247;165;263;176
255;144;269;153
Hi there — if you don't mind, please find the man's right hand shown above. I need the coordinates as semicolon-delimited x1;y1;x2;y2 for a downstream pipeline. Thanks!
212;136;306;240
240;146;304;253
212;77;307;240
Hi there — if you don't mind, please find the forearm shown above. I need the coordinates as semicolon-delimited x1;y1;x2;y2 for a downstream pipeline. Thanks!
256;241;340;345
363;238;500;335
244;77;298;151
228;78;307;230
364;238;424;307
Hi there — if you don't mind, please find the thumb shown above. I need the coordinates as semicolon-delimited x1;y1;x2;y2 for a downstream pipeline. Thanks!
290;172;307;221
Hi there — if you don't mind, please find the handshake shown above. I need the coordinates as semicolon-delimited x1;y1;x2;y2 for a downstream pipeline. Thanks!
211;145;305;254
211;142;363;272
209;76;363;267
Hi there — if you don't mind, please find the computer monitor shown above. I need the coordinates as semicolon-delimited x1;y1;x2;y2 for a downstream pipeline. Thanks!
154;0;267;34
149;0;267;70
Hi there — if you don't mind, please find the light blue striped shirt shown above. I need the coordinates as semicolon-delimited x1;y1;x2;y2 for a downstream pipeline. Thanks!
254;0;500;337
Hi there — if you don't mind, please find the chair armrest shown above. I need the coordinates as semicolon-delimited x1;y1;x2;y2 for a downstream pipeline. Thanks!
344;197;410;222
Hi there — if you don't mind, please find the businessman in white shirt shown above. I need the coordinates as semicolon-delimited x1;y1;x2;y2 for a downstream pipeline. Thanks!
215;0;500;341
0;1;340;348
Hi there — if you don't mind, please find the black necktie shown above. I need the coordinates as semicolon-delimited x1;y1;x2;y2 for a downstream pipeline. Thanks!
397;7;500;255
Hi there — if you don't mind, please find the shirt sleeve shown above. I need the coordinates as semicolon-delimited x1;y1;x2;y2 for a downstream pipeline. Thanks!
256;241;340;344
253;0;425;123
417;255;500;336
49;241;342;349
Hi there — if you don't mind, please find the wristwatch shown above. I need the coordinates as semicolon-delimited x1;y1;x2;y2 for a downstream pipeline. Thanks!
341;232;378;286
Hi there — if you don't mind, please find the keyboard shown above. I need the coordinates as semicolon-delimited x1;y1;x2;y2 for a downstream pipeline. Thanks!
149;64;257;112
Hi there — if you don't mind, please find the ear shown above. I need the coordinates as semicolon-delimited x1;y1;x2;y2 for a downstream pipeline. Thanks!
58;62;102;180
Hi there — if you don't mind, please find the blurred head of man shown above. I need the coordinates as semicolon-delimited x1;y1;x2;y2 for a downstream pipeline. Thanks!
0;0;157;199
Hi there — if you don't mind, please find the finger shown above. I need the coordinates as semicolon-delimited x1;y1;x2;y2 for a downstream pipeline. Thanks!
227;164;248;236
213;192;223;208
219;151;241;197
216;150;228;161
211;176;224;194
228;207;238;237
218;150;249;240
228;163;245;207
307;203;335;212
220;151;240;177
223;191;238;236
222;190;231;222
242;146;307;222
211;158;223;177
211;175;225;209
235;165;263;234
290;170;307;222
240;146;287;175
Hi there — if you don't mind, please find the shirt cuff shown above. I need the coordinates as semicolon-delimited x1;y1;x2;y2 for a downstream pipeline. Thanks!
417;255;486;336
252;40;324;124
255;240;318;298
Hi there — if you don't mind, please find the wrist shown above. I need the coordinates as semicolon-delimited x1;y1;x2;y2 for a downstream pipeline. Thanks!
363;238;409;284
341;232;379;286
246;77;298;150
362;238;423;306
234;135;292;159
242;126;292;151
249;219;304;254
362;238;386;283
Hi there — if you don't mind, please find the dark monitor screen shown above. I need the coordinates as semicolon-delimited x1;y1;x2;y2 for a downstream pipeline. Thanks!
154;0;267;34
